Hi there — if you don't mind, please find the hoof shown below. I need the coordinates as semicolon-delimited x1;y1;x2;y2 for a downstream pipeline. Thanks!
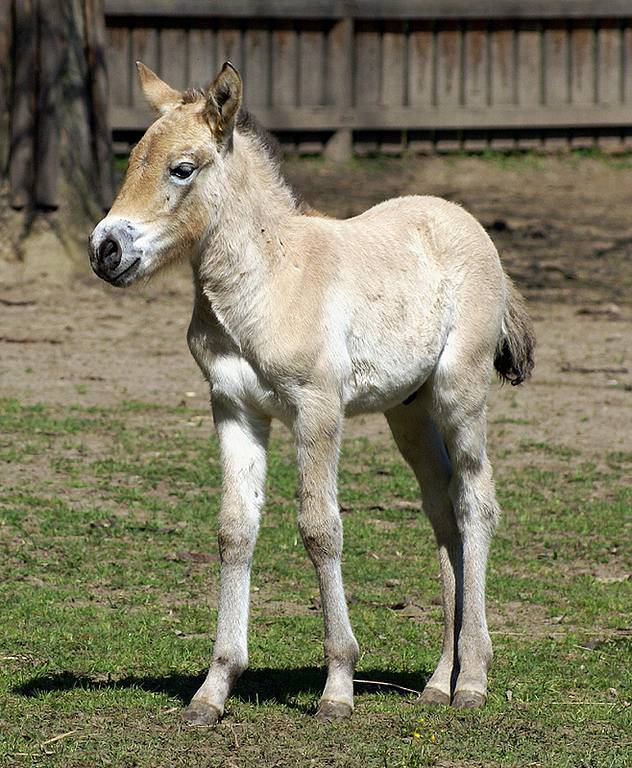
183;700;222;726
315;700;353;722
420;686;451;706
452;690;487;709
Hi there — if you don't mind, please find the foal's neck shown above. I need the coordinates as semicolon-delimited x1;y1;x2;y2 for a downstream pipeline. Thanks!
193;131;297;341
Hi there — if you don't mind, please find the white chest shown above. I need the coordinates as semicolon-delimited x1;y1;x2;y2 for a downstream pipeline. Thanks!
187;317;285;420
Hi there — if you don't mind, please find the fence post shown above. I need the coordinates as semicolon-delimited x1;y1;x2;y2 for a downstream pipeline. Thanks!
324;15;353;161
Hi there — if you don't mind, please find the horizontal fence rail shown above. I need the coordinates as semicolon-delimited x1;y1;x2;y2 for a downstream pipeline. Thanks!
105;1;632;155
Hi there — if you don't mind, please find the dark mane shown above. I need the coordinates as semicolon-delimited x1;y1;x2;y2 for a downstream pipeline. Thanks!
182;87;204;104
236;109;284;168
236;108;309;212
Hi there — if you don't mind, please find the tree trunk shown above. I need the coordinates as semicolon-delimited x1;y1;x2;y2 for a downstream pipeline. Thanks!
0;0;113;274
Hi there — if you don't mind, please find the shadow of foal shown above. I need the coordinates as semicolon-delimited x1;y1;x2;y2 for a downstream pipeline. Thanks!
14;667;431;713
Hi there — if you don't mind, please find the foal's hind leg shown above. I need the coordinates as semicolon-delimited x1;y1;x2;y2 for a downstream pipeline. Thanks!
386;394;460;706
430;358;500;708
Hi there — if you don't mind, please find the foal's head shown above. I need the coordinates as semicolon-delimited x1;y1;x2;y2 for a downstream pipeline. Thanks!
89;62;242;286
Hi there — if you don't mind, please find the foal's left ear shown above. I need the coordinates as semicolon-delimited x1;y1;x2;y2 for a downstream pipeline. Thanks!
203;62;242;146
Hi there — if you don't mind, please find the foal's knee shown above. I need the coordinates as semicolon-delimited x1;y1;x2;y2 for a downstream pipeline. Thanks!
448;458;500;533
217;508;259;565
298;502;343;563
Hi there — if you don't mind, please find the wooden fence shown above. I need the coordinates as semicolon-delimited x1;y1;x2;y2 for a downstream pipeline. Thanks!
104;1;632;156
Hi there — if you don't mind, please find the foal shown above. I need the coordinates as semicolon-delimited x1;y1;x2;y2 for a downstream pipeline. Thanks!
89;62;535;724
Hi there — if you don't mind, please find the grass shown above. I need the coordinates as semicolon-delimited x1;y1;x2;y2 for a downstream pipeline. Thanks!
0;397;630;767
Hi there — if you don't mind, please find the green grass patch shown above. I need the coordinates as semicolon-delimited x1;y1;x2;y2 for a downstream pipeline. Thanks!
0;399;630;767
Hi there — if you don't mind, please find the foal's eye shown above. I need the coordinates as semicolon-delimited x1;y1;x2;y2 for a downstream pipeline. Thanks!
169;163;197;180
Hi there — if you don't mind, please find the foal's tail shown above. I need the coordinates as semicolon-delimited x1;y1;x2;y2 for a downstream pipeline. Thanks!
494;277;536;386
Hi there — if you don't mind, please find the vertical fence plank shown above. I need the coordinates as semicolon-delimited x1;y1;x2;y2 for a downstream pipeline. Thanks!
271;23;297;152
189;28;215;88
354;21;380;154
435;21;461;151
159;28;187;89
597;22;622;105
298;23;326;153
107;25;130;109
299;24;324;106
543;22;569;150
623;23;632;149
408;21;433;107
353;21;382;154
597;22;623;150
517;21;541;106
381;21;405;105
354;20;380;108
243;27;269;109
543;23;569;104
325;17;352;160
489;23;516;149
462;21;487;151
623;23;632;103
407;21;434;153
569;22;595;149
131;28;158;106
216;21;242;71
271;23;297;107
570;23;594;105
463;22;487;108
516;20;541;149
380;21;405;153
436;21;461;107
490;24;515;105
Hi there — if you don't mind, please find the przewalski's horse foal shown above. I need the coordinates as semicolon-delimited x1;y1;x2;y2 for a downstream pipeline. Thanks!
89;62;535;725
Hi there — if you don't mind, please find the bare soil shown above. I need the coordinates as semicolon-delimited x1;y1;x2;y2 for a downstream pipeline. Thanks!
1;155;631;466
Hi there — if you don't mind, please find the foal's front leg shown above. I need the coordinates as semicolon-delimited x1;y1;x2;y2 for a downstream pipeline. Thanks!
184;401;270;726
295;402;360;721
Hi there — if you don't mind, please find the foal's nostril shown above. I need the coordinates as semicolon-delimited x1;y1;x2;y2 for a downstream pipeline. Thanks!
98;237;122;271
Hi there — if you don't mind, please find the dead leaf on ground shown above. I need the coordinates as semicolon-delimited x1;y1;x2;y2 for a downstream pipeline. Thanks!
389;598;426;619
561;363;628;375
167;551;219;564
577;303;622;319
594;574;630;584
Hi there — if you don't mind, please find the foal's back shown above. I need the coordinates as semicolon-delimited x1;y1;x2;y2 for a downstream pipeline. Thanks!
280;195;506;414
291;193;503;309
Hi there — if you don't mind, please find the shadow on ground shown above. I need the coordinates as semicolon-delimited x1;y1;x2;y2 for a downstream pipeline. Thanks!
13;667;431;711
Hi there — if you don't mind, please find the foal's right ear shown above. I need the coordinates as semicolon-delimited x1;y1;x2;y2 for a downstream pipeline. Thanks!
203;62;242;146
136;62;182;115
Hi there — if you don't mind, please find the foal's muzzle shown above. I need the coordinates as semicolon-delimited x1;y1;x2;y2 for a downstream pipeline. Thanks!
89;216;144;286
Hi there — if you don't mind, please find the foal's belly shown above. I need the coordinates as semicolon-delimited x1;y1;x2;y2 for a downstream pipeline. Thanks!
342;335;444;416
338;283;452;416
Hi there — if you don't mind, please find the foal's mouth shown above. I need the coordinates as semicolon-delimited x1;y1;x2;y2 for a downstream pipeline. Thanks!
98;258;141;287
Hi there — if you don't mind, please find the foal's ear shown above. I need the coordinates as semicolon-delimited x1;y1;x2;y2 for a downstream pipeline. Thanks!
136;62;182;115
203;62;242;146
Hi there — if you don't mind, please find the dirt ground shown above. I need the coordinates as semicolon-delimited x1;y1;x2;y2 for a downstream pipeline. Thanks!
1;154;631;466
